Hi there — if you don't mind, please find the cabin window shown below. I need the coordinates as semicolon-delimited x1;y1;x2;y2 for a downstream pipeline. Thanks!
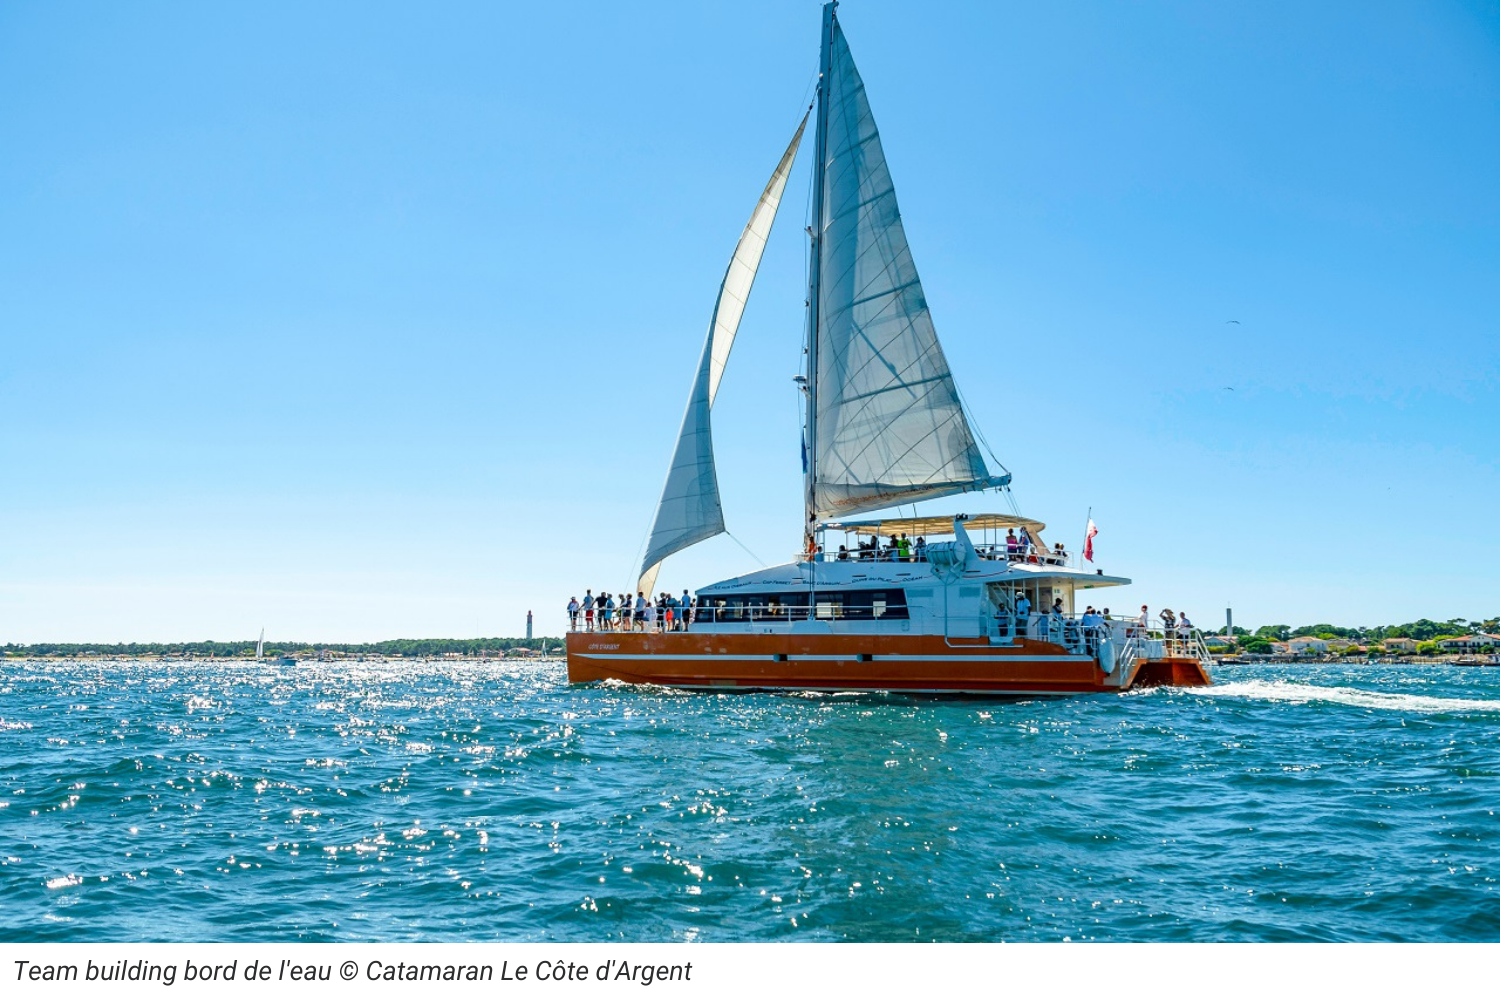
701;589;908;621
819;589;908;620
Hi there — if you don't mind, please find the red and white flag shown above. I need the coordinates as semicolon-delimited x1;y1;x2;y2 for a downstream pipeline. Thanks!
1084;519;1098;562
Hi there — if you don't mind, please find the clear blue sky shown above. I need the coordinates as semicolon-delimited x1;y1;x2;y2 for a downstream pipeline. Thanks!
3;1;1497;642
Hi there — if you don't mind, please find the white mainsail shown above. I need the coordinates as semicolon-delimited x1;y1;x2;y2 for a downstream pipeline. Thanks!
637;114;809;596
810;17;1005;522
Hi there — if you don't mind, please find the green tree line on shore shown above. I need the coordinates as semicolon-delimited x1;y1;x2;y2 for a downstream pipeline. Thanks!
1219;617;1499;656
1241;618;1499;642
7;616;1497;660
3;637;563;658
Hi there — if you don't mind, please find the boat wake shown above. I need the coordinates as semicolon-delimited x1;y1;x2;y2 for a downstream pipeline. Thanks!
1186;680;1500;716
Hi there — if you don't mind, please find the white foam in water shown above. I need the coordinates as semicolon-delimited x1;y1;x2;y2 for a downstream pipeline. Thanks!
1191;680;1500;716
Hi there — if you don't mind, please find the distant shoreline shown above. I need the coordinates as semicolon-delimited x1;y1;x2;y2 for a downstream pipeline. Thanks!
2;638;563;660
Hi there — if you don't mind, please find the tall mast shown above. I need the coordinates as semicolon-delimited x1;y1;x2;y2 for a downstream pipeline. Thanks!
804;0;836;555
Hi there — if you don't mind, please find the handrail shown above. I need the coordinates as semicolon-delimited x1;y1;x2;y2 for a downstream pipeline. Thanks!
802;542;1075;567
564;602;1215;667
566;601;907;632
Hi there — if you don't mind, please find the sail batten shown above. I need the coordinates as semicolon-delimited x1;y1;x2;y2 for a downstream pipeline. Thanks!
809;16;1000;522
637;113;809;595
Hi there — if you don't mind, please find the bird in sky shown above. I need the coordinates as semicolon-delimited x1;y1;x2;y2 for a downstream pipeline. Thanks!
1223;386;1235;391
1226;320;1241;325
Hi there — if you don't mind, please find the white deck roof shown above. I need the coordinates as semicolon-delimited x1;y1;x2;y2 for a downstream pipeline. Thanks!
697;558;1129;593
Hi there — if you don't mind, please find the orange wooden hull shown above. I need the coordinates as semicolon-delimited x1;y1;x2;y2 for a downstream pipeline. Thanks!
1134;658;1214;687
566;630;1210;695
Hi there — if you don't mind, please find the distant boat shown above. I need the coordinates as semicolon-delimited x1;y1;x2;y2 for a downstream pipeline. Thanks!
565;2;1212;695
257;629;296;666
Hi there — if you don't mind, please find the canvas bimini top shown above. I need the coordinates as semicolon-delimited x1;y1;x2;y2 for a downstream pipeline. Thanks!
823;514;1046;539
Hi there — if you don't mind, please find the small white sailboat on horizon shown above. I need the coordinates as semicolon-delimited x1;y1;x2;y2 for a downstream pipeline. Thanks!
256;628;296;667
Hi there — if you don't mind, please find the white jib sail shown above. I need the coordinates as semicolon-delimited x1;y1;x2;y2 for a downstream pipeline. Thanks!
812;20;1000;521
637;113;809;597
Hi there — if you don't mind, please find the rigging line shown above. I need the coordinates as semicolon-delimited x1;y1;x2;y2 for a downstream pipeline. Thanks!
952;375;1010;479
1001;484;1023;517
798;68;819;120
725;530;769;569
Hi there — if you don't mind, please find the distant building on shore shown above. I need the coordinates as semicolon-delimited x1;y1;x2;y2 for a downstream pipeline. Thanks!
1288;636;1329;655
1384;637;1418;653
1437;633;1500;653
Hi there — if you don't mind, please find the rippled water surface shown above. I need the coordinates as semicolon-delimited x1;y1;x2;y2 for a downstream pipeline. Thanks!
3;658;1498;942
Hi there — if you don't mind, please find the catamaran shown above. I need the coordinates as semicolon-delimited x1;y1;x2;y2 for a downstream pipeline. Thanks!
566;2;1212;695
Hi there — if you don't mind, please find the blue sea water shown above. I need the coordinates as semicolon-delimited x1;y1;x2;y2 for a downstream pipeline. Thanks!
2;658;1497;942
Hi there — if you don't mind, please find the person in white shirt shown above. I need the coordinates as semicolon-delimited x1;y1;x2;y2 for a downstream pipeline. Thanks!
1080;606;1104;655
567;597;580;631
1015;591;1031;637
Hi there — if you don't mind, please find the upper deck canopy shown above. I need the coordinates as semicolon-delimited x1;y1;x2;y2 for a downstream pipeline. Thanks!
823;513;1045;538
